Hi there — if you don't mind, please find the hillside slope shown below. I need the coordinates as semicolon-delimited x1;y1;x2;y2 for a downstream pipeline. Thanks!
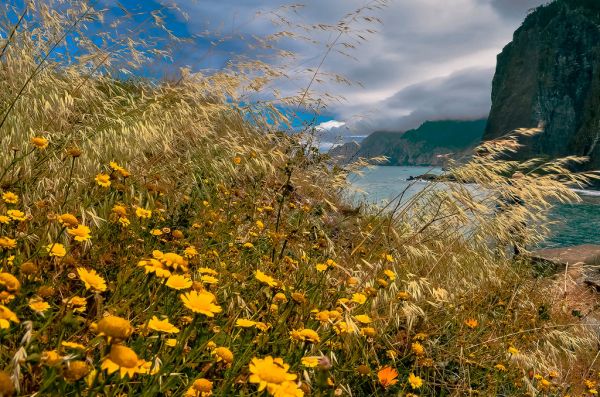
353;119;486;165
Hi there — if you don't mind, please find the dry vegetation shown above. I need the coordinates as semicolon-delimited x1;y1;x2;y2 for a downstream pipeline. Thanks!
0;1;599;396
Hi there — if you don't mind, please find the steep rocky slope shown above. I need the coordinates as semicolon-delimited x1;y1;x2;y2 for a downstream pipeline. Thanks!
343;119;486;166
484;0;600;171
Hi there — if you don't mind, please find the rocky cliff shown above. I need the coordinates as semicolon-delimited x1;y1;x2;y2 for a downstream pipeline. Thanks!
484;0;600;171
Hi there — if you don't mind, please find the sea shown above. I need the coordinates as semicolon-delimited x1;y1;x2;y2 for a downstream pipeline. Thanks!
346;166;600;248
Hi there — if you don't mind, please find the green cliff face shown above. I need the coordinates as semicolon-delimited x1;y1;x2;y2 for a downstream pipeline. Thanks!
484;0;600;170
354;119;486;166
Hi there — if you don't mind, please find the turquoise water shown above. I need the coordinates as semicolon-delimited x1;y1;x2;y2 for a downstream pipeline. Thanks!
347;166;600;248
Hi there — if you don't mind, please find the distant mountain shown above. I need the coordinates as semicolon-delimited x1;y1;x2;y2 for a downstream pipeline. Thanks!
330;119;486;166
484;0;600;171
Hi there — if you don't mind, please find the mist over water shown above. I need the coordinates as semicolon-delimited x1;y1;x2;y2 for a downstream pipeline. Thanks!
347;166;600;248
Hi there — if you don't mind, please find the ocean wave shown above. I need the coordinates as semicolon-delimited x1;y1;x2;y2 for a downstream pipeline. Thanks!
571;188;600;197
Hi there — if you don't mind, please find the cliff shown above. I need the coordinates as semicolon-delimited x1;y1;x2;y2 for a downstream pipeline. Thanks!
484;0;600;171
346;119;486;166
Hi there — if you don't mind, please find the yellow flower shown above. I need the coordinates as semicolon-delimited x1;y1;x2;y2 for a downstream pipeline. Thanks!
0;305;19;328
160;252;188;270
0;216;10;224
255;270;278;288
361;327;377;337
150;229;163;236
46;243;66;257
184;246;198;258
42;350;62;366
212;347;234;364
198;267;218;275
96;315;133;339
397;291;411;301
61;341;86;350
334;321;353;335
165;274;192;290
31;136;49;149
101;344;143;378
109;161;130;177
205;341;216;350
76;268;107;292
7;210;26;221
118;217;130;227
63;360;90;382
29;298;51;313
236;319;257;328
198;275;217;285
185;378;213;396
135;207;152;219
95;173;111;188
351;293;367;305
180;290;222;317
378;366;398;389
0;273;20;292
1;192;18;204
249;356;297;393
147;316;179;334
256;220;265;229
0;292;14;305
256;322;271;332
67;224;91;242
290;328;320;343
165;339;177;347
354;314;372;324
464;318;478;329
138;259;171;278
270;381;304;397
384;269;396;280
112;205;127;217
58;213;79;227
508;346;520;355
233;156;242;164
408;373;423;389
273;293;287;303
411;342;425;356
0;370;15;396
301;356;319;368
139;358;159;375
315;263;328;272
0;237;16;250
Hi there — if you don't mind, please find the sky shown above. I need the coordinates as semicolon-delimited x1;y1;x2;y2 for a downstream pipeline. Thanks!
18;0;550;139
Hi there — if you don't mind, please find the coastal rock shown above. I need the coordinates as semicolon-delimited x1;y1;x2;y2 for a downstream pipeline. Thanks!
529;244;600;267
484;0;600;172
529;244;600;290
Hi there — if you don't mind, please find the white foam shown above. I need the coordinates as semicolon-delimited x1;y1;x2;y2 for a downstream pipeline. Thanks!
571;188;600;197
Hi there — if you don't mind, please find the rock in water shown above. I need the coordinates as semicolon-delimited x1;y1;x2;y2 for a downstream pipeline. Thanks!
484;0;600;172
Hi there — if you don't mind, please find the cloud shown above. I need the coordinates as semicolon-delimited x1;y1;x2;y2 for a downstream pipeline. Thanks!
324;67;494;138
316;120;346;131
155;0;548;134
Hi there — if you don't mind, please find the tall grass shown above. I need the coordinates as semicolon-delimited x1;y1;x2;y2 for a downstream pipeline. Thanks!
0;1;599;396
